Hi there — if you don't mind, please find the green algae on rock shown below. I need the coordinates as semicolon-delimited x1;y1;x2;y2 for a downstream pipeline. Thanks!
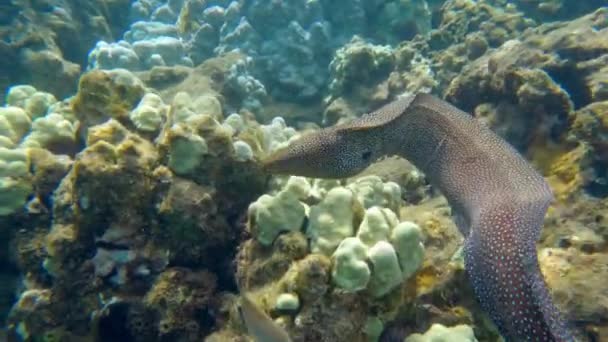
3;62;278;340
0;0;132;102
230;174;425;340
72;69;146;133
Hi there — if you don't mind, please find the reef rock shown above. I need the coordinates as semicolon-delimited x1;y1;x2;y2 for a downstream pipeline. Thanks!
0;0;132;102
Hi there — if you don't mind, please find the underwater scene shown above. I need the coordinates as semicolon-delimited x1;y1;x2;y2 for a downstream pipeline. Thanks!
1;0;608;341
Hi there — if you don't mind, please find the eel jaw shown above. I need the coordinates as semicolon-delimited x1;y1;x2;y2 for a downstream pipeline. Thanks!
260;131;339;178
261;148;331;178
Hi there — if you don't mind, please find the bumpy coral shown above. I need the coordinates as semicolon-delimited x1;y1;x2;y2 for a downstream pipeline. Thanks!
3;64;281;340
45;119;160;279
129;93;168;134
3;2;608;341
405;323;478;342
20;114;77;154
319;0;554;124
233;174;425;340
0;0;132;101
72;69;147;133
446;8;607;136
224;57;268;114
0;107;31;148
247;177;309;247
446;39;573;149
323;38;436;124
540;248;608;323
88;0;434;102
0;147;30;216
144;268;217;338
429;0;534;50
328;37;396;96
0;85;79;216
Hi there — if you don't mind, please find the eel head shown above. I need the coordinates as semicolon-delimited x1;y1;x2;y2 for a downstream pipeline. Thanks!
262;125;380;179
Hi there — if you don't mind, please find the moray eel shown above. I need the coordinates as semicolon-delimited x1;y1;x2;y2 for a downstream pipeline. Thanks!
262;93;573;341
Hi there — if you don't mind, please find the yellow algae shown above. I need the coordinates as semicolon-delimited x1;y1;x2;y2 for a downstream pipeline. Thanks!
546;145;587;202
415;265;441;295
422;217;445;240
527;136;587;202
527;136;569;174
449;305;473;321
71;70;145;130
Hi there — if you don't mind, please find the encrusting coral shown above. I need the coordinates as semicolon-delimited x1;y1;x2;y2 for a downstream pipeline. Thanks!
231;175;425;339
404;323;477;342
445;8;608;201
88;0;435;102
72;69;147;134
0;0;132;102
0;84;78;217
2;60;291;340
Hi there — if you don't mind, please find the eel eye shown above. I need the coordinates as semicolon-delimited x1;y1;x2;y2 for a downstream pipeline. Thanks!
361;151;372;161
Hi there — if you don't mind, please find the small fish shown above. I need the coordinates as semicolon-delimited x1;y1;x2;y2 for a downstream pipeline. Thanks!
238;294;292;342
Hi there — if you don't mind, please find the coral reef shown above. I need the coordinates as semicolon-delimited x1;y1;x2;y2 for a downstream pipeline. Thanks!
88;0;435;103
507;0;607;21
322;0;537;123
445;8;608;200
143;267;217;338
0;85;77;217
1;62;287;340
72;68;147;134
224;57;268;114
0;0;132;102
1;1;607;341
0;147;30;216
227;175;425;339
218;7;608;341
404;323;477;342
540;248;608;324
328;37;396;98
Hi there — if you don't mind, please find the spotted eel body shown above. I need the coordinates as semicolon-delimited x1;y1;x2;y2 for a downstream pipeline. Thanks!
262;93;573;341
